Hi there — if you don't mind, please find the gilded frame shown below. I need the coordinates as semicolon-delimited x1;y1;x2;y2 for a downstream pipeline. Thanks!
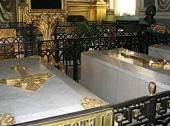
26;0;66;13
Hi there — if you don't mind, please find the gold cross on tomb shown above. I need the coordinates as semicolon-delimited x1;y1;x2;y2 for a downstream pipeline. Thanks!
0;64;53;91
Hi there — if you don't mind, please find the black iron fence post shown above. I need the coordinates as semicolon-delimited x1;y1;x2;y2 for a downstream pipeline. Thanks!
73;39;78;82
149;98;157;125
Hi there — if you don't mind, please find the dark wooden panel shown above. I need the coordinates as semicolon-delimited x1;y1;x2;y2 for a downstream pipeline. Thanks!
31;0;62;9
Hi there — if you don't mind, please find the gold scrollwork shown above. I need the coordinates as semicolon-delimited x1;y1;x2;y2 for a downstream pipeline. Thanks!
41;109;113;126
0;113;15;126
168;100;170;108
22;3;66;41
0;64;53;91
132;109;141;119
56;62;66;73
149;59;170;70
33;13;64;41
115;113;125;123
81;97;109;109
42;41;55;50
0;29;16;39
156;103;162;112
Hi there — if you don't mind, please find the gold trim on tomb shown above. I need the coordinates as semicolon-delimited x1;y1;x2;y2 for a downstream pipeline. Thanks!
149;59;170;70
0;113;15;126
81;97;109;109
121;52;149;64
121;51;170;70
0;64;53;91
41;109;113;126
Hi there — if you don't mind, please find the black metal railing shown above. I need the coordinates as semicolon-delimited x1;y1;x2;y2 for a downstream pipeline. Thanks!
52;21;117;81
112;90;170;125
52;21;170;82
16;89;170;126
0;37;38;59
0;22;40;60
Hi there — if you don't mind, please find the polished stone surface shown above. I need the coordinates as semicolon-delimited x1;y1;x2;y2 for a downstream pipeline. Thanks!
149;44;170;61
0;57;103;124
80;49;170;104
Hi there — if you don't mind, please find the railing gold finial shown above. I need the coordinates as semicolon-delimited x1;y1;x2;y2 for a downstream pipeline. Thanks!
148;82;157;96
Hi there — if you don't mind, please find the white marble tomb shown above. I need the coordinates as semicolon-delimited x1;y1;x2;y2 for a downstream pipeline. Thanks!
80;48;170;104
0;57;106;124
149;44;170;61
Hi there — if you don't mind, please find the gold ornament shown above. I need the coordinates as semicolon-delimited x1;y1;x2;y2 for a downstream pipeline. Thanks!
81;97;109;109
0;64;53;91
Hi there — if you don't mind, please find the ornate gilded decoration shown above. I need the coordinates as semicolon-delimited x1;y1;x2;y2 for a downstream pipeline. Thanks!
19;0;67;40
121;51;170;70
56;62;66;73
23;4;65;40
115;113;125;123
121;52;149;64
149;59;170;70
17;1;68;70
0;29;16;39
33;13;64;40
81;97;109;109
41;109;113;126
0;113;15;126
42;40;55;50
132;109;141;120
156;102;162;112
0;64;53;91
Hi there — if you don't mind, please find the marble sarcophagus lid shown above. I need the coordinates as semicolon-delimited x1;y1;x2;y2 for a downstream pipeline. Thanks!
0;57;107;125
81;48;170;104
149;43;170;61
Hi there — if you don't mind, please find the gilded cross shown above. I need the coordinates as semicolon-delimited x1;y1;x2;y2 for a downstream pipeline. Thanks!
0;64;52;91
